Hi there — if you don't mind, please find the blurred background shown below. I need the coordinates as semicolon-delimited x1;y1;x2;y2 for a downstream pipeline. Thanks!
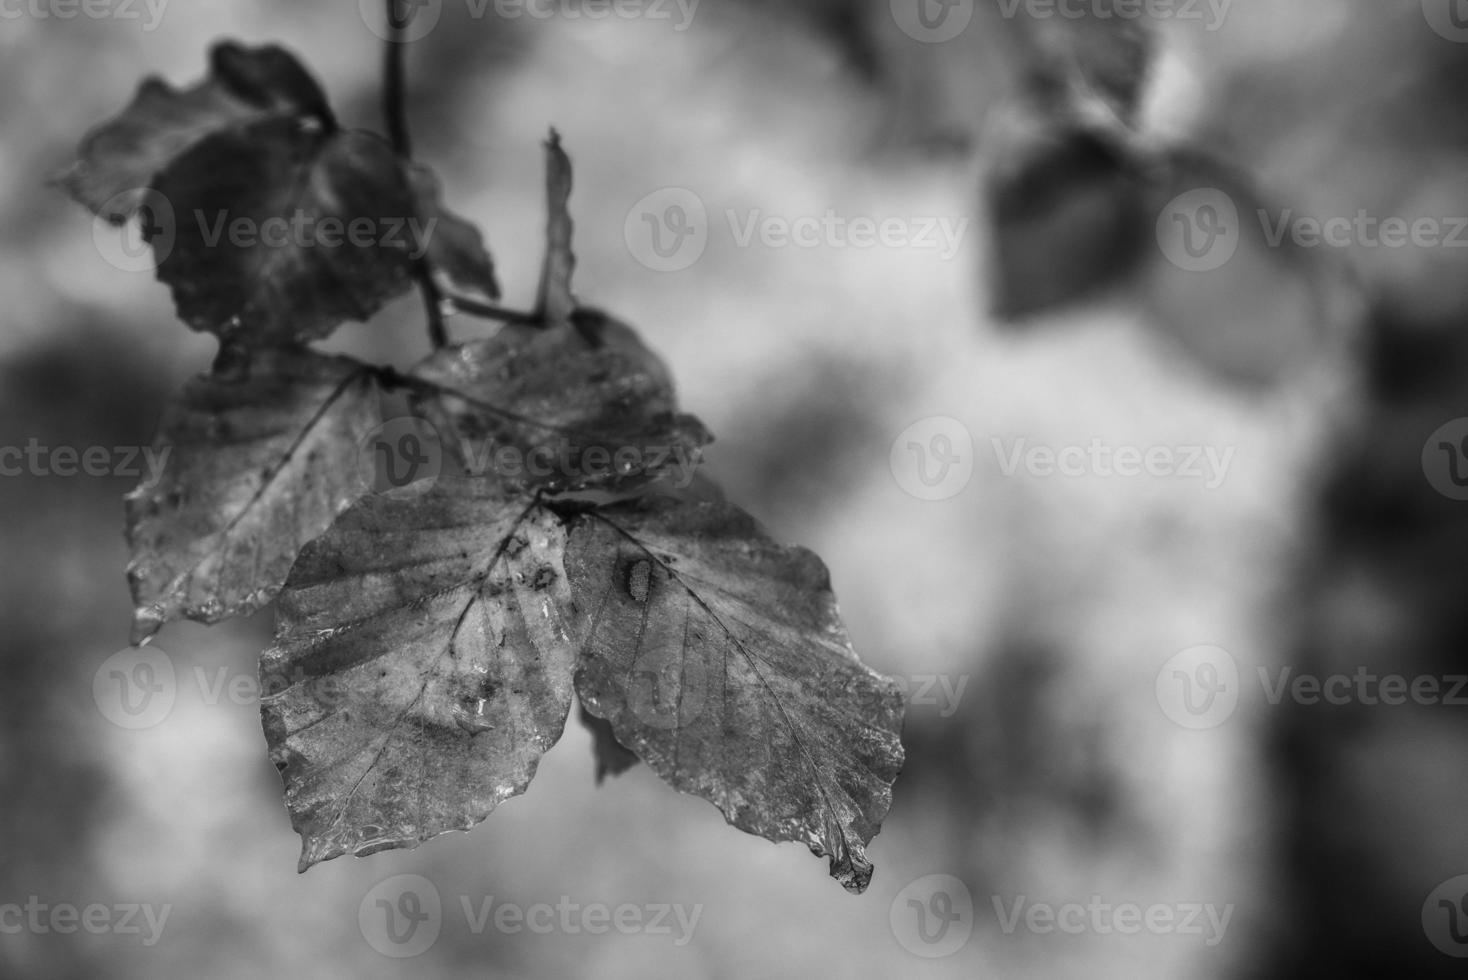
3;0;1467;976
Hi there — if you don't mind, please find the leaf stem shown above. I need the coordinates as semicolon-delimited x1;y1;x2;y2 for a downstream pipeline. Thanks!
438;293;541;325
383;0;449;350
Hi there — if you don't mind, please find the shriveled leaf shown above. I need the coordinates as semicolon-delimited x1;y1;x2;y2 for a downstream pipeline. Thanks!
535;130;577;325
126;348;378;644
563;494;906;893
1137;146;1358;388
411;318;711;493
984;123;1149;320
579;703;639;783
261;480;576;871
151;118;418;345
55;41;331;221
408;164;501;304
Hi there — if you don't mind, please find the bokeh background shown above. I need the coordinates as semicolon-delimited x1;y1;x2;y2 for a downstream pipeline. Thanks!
3;1;1467;977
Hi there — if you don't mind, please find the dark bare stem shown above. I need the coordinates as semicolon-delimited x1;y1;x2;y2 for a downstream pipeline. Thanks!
438;293;541;325
383;0;449;350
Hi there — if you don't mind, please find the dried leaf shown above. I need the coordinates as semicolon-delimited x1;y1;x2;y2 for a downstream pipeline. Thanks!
984;124;1149;320
579;704;639;783
564;494;906;893
125;349;379;644
411;318;711;493
408;164;501;304
261;480;576;871
535;130;577;325
151;119;419;345
55;41;331;221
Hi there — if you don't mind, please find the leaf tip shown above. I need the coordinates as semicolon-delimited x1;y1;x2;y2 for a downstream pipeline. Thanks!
129;606;166;648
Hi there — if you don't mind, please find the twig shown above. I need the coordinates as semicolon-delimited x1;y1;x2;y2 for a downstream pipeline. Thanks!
383;0;449;350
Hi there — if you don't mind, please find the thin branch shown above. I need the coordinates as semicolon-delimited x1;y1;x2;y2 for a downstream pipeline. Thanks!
438;293;541;325
383;0;449;350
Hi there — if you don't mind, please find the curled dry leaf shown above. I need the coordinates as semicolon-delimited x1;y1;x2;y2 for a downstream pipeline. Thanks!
536;130;577;326
126;348;379;645
152;119;420;345
408;164;502;304
563;494;906;892
55;41;332;221
261;480;576;871
58;41;504;348
411;318;711;494
984;123;1150;321
579;704;639;783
